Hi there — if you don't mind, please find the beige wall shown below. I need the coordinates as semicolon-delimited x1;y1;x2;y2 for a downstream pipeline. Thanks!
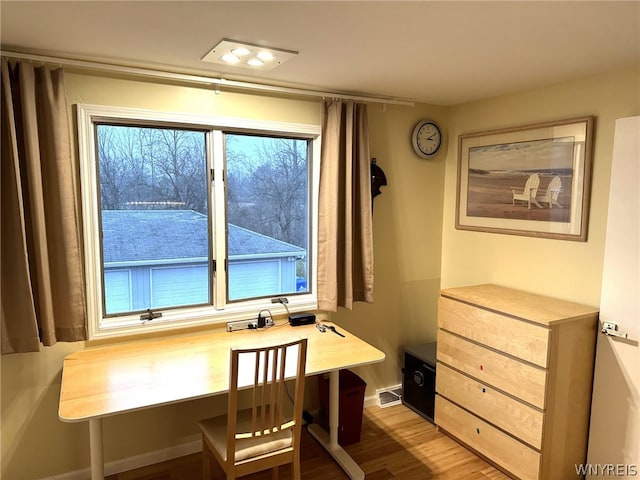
1;72;437;479
335;66;640;395
440;66;639;307
1;72;323;479
332;102;447;389
2;66;638;479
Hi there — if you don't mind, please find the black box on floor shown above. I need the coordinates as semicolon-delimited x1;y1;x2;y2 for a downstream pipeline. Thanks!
402;342;436;423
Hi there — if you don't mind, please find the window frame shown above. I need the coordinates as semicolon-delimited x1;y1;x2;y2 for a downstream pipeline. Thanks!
77;104;320;340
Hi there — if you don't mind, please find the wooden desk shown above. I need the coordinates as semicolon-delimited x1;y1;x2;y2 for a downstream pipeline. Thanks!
59;322;385;480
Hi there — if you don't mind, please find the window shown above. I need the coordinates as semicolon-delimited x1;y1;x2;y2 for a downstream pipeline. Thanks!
97;125;210;315
78;105;320;339
225;134;310;301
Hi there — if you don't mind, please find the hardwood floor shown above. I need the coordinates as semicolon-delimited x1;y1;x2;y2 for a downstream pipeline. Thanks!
107;404;509;479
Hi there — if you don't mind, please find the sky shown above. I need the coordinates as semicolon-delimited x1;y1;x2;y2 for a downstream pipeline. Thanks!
469;137;576;172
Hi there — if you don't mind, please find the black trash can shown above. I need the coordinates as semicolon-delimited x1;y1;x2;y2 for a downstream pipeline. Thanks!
317;369;366;445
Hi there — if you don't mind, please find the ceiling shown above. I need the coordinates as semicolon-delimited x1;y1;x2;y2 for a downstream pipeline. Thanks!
1;1;639;106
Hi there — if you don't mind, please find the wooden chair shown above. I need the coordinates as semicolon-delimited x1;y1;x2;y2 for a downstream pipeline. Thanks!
199;338;308;480
511;173;542;209
538;175;562;208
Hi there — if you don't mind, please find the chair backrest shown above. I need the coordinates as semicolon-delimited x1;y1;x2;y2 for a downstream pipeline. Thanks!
524;173;540;196
548;175;562;198
227;338;308;455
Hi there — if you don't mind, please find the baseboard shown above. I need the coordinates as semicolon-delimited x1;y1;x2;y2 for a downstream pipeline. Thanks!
364;393;378;408
42;436;201;480
44;399;381;479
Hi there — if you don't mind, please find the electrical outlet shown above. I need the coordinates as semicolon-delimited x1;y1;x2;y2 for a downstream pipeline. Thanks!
226;318;273;332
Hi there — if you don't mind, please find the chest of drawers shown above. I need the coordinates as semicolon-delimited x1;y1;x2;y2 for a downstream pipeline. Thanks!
435;284;598;480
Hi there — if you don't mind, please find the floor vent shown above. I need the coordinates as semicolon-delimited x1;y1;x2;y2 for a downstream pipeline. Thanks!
376;384;403;408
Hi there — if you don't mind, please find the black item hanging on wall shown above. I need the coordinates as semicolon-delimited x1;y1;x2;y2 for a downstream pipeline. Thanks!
371;158;387;211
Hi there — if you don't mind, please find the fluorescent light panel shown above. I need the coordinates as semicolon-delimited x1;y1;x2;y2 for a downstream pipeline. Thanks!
202;39;297;71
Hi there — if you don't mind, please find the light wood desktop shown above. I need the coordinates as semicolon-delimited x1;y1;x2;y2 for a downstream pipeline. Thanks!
59;321;385;480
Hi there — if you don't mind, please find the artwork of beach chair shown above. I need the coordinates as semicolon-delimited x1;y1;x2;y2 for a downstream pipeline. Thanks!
538;175;562;208
511;173;542;209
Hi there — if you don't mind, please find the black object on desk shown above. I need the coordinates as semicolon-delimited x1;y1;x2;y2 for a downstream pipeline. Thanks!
402;342;437;423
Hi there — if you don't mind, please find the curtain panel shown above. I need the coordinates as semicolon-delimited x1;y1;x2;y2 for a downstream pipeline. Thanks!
1;59;87;354
317;100;374;311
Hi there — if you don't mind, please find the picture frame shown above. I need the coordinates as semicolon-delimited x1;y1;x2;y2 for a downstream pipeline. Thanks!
455;116;594;241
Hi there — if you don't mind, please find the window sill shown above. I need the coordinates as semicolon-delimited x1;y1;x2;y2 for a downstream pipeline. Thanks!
88;297;318;341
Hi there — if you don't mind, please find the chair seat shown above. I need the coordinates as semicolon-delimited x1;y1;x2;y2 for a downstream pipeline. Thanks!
199;409;293;463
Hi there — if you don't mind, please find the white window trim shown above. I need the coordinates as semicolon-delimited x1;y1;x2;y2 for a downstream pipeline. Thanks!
77;104;321;340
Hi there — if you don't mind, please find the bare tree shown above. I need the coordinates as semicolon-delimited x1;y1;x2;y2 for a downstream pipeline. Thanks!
226;136;308;247
153;128;207;212
97;125;206;212
97;127;307;247
97;126;125;209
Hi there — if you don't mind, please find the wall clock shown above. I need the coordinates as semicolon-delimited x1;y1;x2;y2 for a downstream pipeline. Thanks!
412;120;442;159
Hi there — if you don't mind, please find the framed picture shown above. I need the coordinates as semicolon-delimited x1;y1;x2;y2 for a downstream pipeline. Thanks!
456;116;594;241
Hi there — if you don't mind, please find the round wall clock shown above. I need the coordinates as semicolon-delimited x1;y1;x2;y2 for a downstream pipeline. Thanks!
411;120;443;159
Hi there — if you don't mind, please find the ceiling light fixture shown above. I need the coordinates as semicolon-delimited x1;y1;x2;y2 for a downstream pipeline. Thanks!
256;51;275;62
231;47;251;57
221;53;240;64
202;38;298;71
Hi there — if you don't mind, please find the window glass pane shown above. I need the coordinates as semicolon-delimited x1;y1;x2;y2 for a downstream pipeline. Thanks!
225;134;309;301
104;269;132;313
228;260;280;299
150;264;209;308
96;124;209;315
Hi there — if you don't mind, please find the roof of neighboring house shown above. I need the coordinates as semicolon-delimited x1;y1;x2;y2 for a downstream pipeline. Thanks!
101;210;304;264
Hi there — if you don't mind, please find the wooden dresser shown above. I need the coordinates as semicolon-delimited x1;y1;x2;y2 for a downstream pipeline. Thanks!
435;284;599;480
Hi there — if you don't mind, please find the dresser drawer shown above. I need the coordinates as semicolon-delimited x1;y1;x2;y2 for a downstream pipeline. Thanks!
436;396;541;480
438;296;550;368
436;363;544;449
437;330;547;409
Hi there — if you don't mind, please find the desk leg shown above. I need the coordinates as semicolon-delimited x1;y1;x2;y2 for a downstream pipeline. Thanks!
308;370;365;480
89;418;105;480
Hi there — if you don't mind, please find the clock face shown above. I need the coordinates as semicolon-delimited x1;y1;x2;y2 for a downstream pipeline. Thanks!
412;121;442;158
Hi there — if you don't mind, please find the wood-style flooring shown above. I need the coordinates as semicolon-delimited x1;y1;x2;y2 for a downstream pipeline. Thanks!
106;404;509;479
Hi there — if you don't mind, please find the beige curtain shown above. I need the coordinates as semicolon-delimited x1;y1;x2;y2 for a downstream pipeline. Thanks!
1;59;87;354
317;100;374;311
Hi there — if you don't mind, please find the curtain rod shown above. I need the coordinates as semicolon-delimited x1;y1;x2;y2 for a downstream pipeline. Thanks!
1;50;415;107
